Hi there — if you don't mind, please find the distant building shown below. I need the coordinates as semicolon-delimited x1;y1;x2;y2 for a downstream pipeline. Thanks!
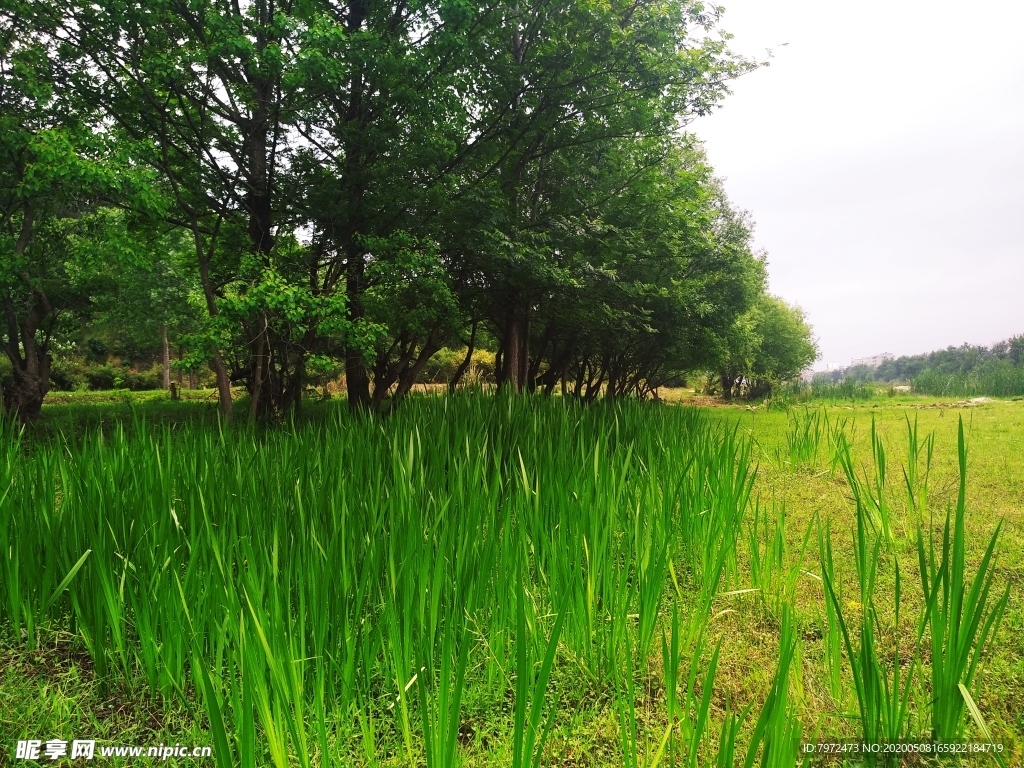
850;353;895;368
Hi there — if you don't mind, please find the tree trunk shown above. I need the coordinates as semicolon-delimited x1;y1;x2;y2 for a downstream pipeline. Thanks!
448;322;478;394
195;233;233;421
501;310;524;393
536;344;577;397
249;312;270;420
394;336;443;403
0;201;52;422
494;345;504;389
2;353;50;423
519;314;530;392
343;228;370;411
719;372;734;401
210;354;232;415
162;324;171;390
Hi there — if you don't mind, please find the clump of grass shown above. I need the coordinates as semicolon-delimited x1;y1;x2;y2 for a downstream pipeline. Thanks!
817;415;1008;758
511;566;566;768
660;602;721;768
810;378;878;401
835;416;894;545
746;502;813;622
820;513;920;747
824;410;853;475
918;418;1009;744
741;603;805;768
779;407;824;469
902;414;934;528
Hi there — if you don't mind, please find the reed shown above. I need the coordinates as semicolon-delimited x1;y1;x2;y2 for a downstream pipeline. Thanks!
917;418;1009;743
0;396;756;765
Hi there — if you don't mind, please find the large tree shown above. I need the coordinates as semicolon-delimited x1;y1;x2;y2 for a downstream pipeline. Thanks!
33;0;311;417
0;18;160;419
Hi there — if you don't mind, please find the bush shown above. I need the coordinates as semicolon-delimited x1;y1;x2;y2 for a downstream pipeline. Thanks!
417;348;496;385
469;349;496;384
120;364;163;391
809;377;876;401
86;363;118;391
49;357;90;391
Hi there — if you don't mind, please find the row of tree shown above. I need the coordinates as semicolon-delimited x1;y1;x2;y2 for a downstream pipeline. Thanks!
1;0;816;421
818;337;1024;385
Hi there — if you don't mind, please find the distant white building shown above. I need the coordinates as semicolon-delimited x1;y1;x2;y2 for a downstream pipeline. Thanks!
850;353;895;368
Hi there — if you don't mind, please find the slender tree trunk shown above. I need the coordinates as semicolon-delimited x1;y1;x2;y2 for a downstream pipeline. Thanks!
448;321;478;394
250;313;268;421
245;89;278;419
162;324;170;390
195;234;233;421
370;336;417;408
345;258;371;410
494;345;504;389
394;336;443;403
573;354;588;397
209;354;232;415
539;340;575;394
341;2;373;412
519;314;530;392
501;310;524;393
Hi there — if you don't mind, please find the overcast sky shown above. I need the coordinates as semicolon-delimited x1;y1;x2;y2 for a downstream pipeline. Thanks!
692;1;1024;369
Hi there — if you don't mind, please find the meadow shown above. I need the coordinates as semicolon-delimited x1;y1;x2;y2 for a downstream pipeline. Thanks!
1;393;1021;766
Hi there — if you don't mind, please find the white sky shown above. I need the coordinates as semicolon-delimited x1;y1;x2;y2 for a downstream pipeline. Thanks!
692;0;1024;369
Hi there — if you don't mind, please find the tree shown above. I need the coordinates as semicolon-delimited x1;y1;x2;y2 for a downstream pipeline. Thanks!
718;294;817;400
0;18;160;419
38;0;312;418
89;230;201;391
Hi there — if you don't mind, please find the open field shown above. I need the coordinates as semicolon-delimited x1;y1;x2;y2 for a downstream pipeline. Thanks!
1;394;1021;766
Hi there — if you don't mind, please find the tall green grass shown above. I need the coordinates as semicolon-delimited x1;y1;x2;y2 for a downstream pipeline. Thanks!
0;396;758;765
1;399;1011;764
913;363;1024;398
818;416;1008;760
917;420;1009;745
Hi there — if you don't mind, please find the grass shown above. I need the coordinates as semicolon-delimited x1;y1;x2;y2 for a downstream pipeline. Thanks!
913;366;1024;399
1;393;1022;766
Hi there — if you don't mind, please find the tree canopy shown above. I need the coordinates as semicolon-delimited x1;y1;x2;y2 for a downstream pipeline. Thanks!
1;0;817;420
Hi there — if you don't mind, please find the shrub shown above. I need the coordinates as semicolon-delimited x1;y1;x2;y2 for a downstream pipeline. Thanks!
120;364;163;391
49;358;90;391
418;347;465;384
85;363;118;390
